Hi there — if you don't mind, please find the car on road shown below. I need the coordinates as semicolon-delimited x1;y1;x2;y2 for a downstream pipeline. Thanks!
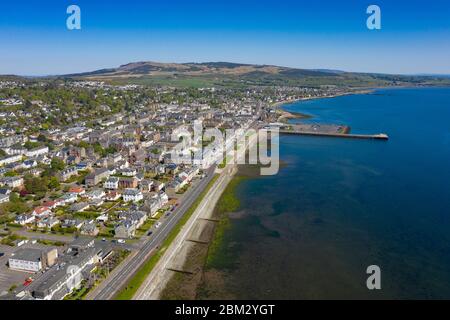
117;239;125;244
147;231;153;236
155;222;162;229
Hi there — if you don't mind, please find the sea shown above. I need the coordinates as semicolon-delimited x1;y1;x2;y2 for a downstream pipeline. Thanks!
200;87;450;299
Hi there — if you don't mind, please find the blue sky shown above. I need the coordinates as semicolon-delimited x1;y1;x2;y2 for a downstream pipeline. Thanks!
1;0;449;75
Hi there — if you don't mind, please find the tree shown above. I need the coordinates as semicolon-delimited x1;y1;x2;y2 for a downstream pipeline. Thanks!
92;142;104;156
9;192;20;203
37;134;48;142
25;177;48;194
48;177;60;190
51;157;65;171
78;141;90;149
24;141;40;150
4;171;18;177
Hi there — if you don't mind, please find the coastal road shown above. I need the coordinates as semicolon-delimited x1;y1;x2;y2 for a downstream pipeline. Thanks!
133;164;235;299
133;123;259;299
87;166;217;300
88;119;259;300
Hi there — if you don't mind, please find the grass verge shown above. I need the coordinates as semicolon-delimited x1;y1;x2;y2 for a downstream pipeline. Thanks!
114;174;219;300
206;175;246;267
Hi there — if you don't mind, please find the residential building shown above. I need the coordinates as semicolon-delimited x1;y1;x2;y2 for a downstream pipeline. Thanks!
32;206;51;218
85;168;110;186
15;214;35;225
0;154;22;166
80;221;99;236
37;217;60;229
104;176;119;190
0;176;24;189
122;188;143;202
8;248;43;272
25;146;49;158
118;177;138;189
115;211;147;238
68;186;85;196
58;166;78;181
0;193;9;203
70;202;90;213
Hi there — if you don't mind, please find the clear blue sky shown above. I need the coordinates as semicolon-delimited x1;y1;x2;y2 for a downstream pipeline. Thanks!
1;0;449;75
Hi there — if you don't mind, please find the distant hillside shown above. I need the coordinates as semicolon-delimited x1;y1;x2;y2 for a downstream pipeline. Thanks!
40;61;450;88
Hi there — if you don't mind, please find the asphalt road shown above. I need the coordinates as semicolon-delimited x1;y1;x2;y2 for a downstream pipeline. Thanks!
90;119;259;300
134;164;235;299
90;165;217;300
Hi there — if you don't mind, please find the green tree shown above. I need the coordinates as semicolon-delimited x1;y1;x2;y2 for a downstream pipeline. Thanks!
25;177;48;194
37;134;48;142
51;157;66;171
47;176;60;190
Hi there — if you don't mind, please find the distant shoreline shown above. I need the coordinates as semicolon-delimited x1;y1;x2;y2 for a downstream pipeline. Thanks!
271;88;375;110
273;85;450;113
271;89;374;122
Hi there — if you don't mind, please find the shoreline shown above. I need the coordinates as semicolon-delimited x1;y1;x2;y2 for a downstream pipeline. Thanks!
272;84;450;111
270;88;375;110
153;131;259;299
160;165;260;300
159;89;378;299
158;85;411;299
161;86;450;300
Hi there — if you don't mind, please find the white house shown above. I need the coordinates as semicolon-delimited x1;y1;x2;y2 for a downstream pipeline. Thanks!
37;217;60;229
0;176;24;189
0;194;9;204
15;213;36;225
104;176;119;190
122;188;143;202
8;248;43;272
60;193;78;204
0;154;22;166
121;168;137;177
85;189;105;200
25;146;49;158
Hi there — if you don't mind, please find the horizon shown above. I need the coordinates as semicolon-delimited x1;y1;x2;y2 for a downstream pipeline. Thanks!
4;60;450;78
1;0;450;76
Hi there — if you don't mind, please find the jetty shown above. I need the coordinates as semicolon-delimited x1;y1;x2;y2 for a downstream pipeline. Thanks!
268;123;389;140
279;130;389;140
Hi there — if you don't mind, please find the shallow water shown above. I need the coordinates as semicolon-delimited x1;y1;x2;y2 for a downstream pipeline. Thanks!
201;87;450;299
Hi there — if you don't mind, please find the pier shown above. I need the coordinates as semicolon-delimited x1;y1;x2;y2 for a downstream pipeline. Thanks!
280;130;389;140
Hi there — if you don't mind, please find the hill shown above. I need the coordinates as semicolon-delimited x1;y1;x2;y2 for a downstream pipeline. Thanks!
13;61;450;88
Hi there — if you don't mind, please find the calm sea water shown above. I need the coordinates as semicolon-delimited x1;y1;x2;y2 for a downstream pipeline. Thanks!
203;87;450;299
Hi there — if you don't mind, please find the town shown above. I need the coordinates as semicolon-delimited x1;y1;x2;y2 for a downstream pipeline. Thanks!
0;78;357;300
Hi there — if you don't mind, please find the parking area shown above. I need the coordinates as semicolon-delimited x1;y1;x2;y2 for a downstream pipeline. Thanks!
0;243;62;295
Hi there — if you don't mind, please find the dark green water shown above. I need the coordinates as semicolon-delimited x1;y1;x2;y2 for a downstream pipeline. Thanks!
203;87;450;299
